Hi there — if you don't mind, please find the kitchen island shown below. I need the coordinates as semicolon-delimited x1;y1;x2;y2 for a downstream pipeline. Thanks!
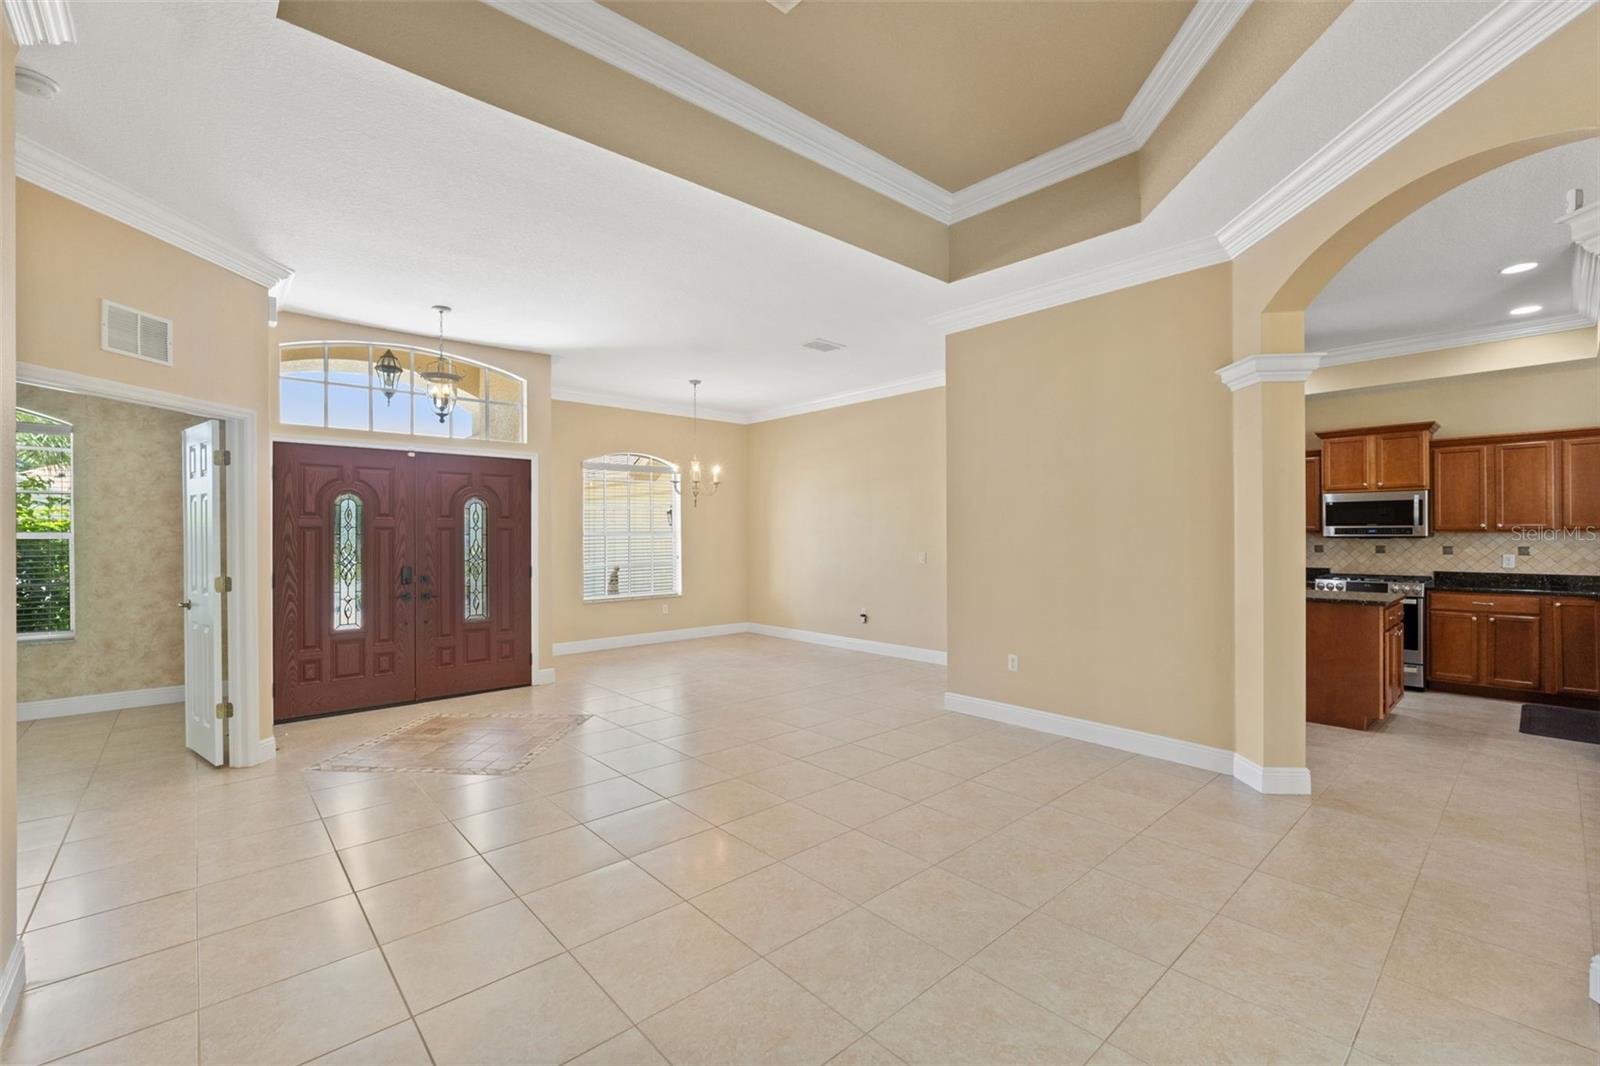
1307;590;1406;730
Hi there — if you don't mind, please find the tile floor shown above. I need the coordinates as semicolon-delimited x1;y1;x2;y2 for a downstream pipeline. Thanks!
4;634;1599;1064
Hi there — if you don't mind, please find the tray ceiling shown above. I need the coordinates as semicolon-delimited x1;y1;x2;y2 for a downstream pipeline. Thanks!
601;0;1194;192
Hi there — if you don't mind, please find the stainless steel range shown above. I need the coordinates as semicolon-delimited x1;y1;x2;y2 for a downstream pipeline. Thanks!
1310;573;1429;690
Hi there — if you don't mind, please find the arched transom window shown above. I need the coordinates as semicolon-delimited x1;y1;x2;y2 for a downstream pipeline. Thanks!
581;453;681;602
279;342;526;443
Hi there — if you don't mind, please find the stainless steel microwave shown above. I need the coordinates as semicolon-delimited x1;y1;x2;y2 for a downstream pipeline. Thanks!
1322;491;1429;538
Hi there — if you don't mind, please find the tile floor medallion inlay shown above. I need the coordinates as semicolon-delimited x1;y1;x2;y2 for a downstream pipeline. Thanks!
310;711;589;775
5;635;1600;1064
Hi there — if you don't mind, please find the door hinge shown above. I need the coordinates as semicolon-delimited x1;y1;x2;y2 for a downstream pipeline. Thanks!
213;448;231;467
214;575;232;593
215;701;234;720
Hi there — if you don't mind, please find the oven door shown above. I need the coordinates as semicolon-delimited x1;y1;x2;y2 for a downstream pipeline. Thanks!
1322;492;1429;538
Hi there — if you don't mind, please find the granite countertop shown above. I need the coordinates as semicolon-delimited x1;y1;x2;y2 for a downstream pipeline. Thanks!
1306;590;1404;606
1430;571;1600;599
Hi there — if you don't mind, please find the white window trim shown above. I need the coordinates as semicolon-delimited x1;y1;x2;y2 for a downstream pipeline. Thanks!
581;452;683;604
16;409;75;642
277;340;529;445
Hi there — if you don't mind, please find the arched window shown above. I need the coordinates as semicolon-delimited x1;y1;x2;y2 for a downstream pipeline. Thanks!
278;342;526;443
581;453;681;602
463;496;489;622
332;492;363;631
16;409;74;639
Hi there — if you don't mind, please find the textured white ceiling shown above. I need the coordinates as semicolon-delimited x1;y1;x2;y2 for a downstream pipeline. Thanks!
1307;138;1600;351
13;0;1517;418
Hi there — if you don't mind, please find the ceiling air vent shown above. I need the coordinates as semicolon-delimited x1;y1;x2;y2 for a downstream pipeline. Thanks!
101;300;173;366
801;338;845;353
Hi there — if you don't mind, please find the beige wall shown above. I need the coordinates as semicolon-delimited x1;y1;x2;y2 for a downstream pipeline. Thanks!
16;182;275;741
16;388;195;703
1307;355;1600;445
1307;328;1596;397
946;265;1236;750
270;312;556;671
746;389;947;652
550;400;747;647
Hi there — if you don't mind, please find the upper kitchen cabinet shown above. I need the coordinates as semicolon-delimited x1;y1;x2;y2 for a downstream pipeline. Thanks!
1316;423;1436;492
1493;438;1558;531
1561;434;1600;531
1432;444;1490;532
1306;454;1322;532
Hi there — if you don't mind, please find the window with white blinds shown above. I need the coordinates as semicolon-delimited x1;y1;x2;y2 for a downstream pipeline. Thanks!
16;409;74;639
582;453;681;602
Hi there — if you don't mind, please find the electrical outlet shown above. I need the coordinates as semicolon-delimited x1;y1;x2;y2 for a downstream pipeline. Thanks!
917;551;928;565
1007;654;1018;672
661;603;670;614
1501;553;1517;569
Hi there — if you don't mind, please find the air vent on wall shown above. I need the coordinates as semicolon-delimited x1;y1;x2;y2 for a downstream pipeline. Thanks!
801;338;845;353
101;299;172;366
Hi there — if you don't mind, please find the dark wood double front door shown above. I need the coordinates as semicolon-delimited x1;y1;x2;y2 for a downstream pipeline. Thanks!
273;443;531;721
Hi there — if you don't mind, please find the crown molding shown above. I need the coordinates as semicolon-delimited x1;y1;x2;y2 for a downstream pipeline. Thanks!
16;137;293;291
486;0;954;221
553;371;947;425
1560;201;1600;256
1317;313;1597;368
930;235;1230;336
744;371;944;424
488;0;1252;225
1217;0;1595;257
948;122;1140;224
1216;353;1324;391
4;0;74;46
551;387;749;424
1123;0;1251;144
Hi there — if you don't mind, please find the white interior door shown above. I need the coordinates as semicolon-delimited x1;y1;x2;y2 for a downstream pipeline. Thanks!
182;421;226;766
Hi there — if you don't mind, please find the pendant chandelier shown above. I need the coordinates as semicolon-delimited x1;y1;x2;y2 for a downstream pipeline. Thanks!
419;304;464;423
374;347;404;405
686;378;721;507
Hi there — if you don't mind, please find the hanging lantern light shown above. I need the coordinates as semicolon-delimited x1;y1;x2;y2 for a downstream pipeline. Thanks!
419;304;463;423
373;348;404;405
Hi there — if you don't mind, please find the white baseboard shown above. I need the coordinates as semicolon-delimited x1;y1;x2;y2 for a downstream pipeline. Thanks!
943;691;1311;795
535;668;557;685
1591;955;1599;1005
1231;753;1312;796
553;623;751;656
18;685;185;722
747;624;947;665
552;621;948;665
0;942;24;1039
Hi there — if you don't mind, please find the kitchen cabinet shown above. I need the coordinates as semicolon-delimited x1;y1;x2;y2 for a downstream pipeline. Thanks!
1493;438;1558;531
1308;596;1403;730
1549;598;1600;698
1562;435;1600;531
1432;444;1490;532
1484;611;1542;690
1427;608;1482;686
1306;454;1321;533
1317;423;1435;492
1384;606;1406;711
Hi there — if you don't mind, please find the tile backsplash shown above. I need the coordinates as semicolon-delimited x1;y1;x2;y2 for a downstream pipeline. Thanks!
1307;531;1600;576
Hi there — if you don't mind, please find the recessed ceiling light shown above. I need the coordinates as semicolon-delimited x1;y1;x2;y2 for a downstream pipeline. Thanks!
801;338;845;353
1508;304;1543;316
1500;262;1538;275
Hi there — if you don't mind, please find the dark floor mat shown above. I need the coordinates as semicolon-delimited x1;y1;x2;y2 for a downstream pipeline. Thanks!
1520;704;1600;744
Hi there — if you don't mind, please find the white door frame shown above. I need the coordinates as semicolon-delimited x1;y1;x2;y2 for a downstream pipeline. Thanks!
17;363;269;766
269;431;549;690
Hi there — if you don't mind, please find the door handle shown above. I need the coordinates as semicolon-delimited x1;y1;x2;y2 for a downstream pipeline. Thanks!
178;600;192;611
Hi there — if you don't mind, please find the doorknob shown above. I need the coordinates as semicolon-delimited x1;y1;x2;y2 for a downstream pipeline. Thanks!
178;600;193;610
